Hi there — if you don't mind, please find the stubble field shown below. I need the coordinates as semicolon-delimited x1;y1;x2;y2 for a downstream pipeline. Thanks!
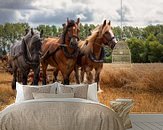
0;63;163;113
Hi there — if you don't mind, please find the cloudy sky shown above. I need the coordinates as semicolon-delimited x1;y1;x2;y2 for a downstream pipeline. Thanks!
0;0;163;27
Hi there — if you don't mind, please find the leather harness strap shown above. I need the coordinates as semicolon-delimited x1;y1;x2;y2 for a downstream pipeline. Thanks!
88;47;105;63
87;31;114;63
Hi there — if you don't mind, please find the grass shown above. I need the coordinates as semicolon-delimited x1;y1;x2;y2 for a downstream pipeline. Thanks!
0;72;15;111
0;63;163;113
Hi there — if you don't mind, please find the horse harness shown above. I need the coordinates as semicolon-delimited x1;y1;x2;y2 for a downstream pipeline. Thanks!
42;22;80;60
88;47;105;63
61;21;79;58
86;31;115;63
11;38;41;66
85;32;105;63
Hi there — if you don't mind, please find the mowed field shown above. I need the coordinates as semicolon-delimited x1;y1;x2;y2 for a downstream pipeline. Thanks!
0;63;163;113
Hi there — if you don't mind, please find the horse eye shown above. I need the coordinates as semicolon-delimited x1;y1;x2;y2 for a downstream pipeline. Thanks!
74;29;78;34
67;28;71;31
105;31;109;34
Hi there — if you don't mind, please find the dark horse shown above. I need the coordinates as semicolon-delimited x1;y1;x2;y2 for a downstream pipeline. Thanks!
41;18;80;85
9;29;43;89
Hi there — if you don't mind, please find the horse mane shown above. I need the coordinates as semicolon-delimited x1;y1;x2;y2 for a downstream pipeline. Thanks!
78;23;111;54
78;25;101;54
24;29;40;41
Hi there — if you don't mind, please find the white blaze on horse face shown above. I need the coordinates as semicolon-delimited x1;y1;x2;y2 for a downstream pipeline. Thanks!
72;26;78;36
109;29;117;43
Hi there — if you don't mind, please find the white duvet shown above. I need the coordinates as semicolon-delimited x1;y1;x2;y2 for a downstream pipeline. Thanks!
0;98;125;130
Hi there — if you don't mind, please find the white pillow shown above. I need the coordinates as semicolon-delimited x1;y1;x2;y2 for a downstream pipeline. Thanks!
23;85;51;100
15;82;58;103
57;84;88;99
15;82;24;103
87;83;98;102
56;82;99;102
32;93;74;99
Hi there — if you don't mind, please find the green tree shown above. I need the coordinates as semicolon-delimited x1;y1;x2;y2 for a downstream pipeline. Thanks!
156;33;163;45
0;23;29;54
104;47;112;63
79;23;85;40
127;37;144;63
37;25;47;37
113;26;122;40
143;34;163;62
52;25;57;36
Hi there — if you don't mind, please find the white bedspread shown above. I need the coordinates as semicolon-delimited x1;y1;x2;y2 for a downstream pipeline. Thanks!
0;98;125;130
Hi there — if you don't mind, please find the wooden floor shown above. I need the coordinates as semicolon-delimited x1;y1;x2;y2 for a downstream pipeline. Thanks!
128;114;163;130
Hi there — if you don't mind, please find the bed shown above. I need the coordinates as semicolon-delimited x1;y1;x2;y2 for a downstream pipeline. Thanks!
0;82;132;130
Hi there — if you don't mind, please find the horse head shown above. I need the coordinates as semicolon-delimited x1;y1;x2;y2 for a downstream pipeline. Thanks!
98;20;117;49
63;18;80;49
23;28;43;64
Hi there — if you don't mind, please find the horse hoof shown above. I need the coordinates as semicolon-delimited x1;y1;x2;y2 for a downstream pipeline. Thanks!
97;89;103;93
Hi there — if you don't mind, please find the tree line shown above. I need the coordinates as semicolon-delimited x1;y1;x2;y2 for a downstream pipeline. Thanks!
0;22;162;63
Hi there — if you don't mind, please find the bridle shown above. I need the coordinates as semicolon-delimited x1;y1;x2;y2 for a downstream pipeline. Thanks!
103;34;115;43
62;23;79;44
88;29;116;63
61;21;80;58
23;34;42;65
103;31;116;46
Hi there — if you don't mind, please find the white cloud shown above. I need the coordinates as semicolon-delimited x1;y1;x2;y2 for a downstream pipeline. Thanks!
76;13;87;20
0;0;163;27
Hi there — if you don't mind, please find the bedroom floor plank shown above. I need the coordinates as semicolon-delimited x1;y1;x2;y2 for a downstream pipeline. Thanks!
145;122;162;130
128;122;144;130
127;114;163;130
157;122;163;126
136;122;153;130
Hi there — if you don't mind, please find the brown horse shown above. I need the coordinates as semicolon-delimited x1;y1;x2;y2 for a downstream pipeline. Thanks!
41;18;80;85
75;20;117;90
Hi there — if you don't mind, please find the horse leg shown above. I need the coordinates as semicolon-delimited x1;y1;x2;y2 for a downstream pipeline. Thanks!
86;71;93;84
61;68;71;85
95;66;103;91
80;67;85;83
53;68;59;82
42;61;48;85
22;70;29;85
12;68;17;90
33;66;40;85
62;74;70;85
63;72;70;85
64;78;69;85
74;65;80;84
85;66;93;84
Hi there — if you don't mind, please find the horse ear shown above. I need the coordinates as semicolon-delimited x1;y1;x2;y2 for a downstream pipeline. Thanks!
62;23;66;31
67;17;70;24
76;18;80;25
31;28;34;35
40;29;43;38
108;20;111;25
62;23;66;27
102;20;106;28
25;28;29;35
